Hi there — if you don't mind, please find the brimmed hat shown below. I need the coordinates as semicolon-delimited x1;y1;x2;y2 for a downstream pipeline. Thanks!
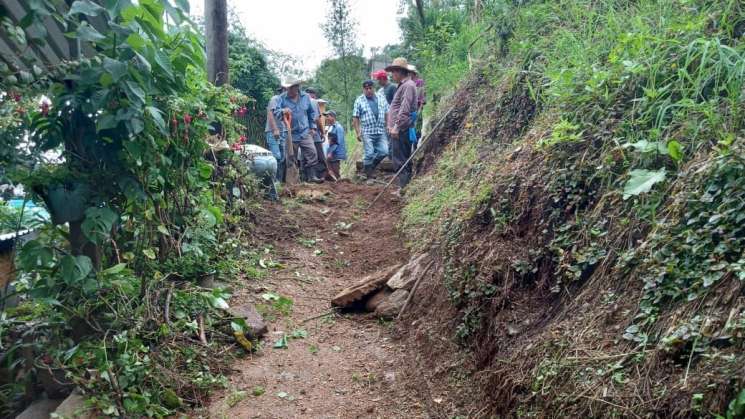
323;110;337;118
281;76;303;88
317;98;328;104
385;57;410;72
407;64;418;74
363;79;375;87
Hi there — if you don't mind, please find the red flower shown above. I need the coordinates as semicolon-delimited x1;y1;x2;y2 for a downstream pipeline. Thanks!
239;135;247;143
183;113;192;125
13;93;21;102
231;142;242;151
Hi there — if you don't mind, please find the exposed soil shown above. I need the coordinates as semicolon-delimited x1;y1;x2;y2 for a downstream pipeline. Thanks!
205;181;426;419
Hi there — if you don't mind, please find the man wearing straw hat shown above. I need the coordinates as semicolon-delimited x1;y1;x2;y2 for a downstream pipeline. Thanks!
274;77;324;183
386;57;418;189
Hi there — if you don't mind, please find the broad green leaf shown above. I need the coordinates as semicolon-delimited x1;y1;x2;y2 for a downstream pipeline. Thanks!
126;33;146;51
68;0;104;16
82;207;118;245
103;57;128;82
230;319;249;333
129;117;145;135
146;106;167;134
157;225;170;236
101;263;127;275
143;248;156;260
96;114;117;131
124;81;146;105
623;169;666;200
75;21;106;42
208;295;229;310
60;255;93;284
206;205;223;224
99;72;114;87
197;162;214;180
667;140;683;162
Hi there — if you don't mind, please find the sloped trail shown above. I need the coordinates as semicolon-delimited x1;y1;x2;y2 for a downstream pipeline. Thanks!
206;181;424;419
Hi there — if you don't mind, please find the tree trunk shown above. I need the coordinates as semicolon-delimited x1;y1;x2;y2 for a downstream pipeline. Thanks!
414;0;426;27
205;0;229;86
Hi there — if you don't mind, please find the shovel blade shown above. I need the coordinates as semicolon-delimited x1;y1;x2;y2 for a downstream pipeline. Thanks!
286;159;300;186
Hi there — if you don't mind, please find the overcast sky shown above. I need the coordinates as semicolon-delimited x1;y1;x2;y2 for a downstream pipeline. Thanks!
189;0;404;74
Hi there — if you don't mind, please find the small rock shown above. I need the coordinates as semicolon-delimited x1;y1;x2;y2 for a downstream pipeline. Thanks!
375;289;409;318
507;324;519;336
365;288;392;312
16;399;62;419
227;303;268;337
384;371;396;383
387;253;428;290
52;388;97;418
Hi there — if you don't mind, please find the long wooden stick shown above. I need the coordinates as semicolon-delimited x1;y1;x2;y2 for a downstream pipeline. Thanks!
396;260;435;319
368;104;458;209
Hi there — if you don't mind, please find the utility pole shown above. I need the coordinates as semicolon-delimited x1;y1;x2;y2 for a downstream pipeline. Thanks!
205;0;229;86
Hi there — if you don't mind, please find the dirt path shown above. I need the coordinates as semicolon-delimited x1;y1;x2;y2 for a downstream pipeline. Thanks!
207;181;423;419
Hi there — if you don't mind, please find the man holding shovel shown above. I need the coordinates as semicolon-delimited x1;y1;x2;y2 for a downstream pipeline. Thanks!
275;77;324;184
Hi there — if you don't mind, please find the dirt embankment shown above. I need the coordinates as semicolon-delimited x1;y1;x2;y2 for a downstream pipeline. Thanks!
393;66;745;418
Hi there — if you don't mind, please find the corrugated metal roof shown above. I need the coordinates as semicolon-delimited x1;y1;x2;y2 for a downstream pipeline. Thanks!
0;0;104;75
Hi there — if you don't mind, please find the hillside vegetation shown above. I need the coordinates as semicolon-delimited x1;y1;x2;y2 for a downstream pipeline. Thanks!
400;0;745;416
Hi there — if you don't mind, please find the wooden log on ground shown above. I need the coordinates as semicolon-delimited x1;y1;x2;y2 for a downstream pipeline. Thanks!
331;264;402;308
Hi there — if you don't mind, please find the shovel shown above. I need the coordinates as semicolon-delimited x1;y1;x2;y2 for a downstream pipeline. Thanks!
283;112;300;187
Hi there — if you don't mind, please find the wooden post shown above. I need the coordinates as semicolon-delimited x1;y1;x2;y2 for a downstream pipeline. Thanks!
205;0;229;86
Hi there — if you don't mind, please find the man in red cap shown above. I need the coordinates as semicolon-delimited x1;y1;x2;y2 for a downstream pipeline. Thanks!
373;69;397;105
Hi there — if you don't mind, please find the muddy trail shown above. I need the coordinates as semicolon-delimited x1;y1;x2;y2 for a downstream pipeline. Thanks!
206;181;424;419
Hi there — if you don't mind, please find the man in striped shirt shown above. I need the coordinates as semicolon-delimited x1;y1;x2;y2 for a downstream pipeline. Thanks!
352;80;390;179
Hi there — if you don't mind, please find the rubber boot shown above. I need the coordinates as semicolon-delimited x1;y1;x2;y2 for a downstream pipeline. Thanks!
363;164;375;179
308;164;325;184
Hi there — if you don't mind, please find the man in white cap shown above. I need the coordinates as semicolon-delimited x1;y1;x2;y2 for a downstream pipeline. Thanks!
386;57;418;189
274;77;324;183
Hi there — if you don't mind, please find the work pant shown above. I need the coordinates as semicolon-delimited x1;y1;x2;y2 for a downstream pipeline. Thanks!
265;131;286;182
362;132;389;168
314;141;327;169
390;130;412;188
292;132;318;175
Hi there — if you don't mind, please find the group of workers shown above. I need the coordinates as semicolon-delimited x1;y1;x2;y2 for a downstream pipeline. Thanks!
263;57;425;196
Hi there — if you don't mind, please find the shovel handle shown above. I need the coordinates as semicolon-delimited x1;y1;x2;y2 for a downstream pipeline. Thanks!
283;111;294;159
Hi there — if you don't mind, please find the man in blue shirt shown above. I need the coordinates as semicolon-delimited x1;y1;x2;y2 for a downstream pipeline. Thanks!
353;80;389;179
324;110;347;180
273;77;324;183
